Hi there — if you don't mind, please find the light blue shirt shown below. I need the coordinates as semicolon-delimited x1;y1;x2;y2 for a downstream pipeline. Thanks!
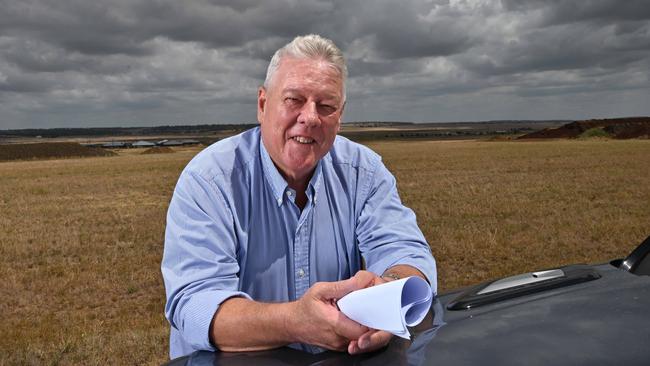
162;127;437;358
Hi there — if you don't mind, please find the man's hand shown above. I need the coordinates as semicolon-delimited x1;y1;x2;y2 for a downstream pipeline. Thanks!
347;328;393;354
345;273;393;354
345;264;430;354
288;270;385;351
211;270;395;353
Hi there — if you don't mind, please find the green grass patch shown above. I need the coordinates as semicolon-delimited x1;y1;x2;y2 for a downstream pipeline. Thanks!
579;127;611;139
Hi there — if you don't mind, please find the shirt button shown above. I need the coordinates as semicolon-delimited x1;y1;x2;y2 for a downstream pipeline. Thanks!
297;268;305;278
287;191;292;196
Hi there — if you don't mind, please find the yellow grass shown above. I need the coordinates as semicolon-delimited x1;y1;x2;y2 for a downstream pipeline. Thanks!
366;139;650;289
1;139;649;364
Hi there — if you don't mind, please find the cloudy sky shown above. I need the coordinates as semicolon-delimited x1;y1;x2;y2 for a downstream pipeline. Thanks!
1;0;649;129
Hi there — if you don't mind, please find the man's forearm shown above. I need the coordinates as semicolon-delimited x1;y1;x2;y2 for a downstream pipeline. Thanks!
209;272;381;353
210;297;296;352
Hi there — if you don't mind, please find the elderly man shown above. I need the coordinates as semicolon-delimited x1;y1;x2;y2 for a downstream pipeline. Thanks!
162;34;436;359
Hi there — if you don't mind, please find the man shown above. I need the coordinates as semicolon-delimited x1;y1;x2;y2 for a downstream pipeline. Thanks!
162;34;436;359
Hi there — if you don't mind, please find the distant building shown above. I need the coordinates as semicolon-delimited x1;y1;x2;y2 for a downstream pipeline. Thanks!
156;139;200;147
101;141;129;148
159;140;184;147
132;140;156;148
181;139;200;145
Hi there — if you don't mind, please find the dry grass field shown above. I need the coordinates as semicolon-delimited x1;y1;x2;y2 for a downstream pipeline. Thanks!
1;138;649;365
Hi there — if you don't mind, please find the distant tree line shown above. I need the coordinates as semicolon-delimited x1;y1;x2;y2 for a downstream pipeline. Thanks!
0;124;259;138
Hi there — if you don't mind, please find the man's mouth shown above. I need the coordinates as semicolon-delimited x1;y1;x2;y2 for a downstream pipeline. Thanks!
291;136;315;144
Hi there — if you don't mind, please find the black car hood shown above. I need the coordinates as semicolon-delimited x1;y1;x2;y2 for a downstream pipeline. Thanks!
165;263;650;366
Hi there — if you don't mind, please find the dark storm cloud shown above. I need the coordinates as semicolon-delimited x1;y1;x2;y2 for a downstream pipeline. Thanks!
0;0;334;57
0;1;154;56
0;0;649;129
0;73;54;93
502;0;650;24
329;0;476;59
1;38;138;75
457;20;650;76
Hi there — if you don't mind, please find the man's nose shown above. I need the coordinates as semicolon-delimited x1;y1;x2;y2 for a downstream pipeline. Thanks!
297;101;321;127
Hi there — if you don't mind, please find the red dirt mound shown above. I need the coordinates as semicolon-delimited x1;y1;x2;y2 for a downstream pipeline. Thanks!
141;146;174;154
0;142;116;162
519;117;650;139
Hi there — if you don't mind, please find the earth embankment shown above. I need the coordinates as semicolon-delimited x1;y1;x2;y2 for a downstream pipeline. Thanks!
519;117;650;139
0;142;116;161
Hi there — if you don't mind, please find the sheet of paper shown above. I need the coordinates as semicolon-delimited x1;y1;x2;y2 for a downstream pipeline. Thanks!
336;276;433;339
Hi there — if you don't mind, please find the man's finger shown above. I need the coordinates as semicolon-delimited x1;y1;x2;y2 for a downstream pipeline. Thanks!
333;311;369;340
349;329;392;354
362;330;392;352
316;277;363;300
313;271;381;301
352;270;377;287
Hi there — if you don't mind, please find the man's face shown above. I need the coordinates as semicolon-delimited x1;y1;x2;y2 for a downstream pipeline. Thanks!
257;56;344;183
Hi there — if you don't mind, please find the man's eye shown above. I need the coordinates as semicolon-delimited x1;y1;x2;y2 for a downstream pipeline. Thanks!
318;104;337;115
285;97;301;104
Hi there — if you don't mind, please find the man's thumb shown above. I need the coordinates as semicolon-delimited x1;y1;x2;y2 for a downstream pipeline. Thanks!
320;276;360;300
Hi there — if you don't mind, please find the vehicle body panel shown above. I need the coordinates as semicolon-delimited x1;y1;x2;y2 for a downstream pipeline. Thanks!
165;262;650;366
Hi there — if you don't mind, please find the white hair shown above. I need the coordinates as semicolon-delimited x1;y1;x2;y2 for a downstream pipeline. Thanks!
263;34;347;101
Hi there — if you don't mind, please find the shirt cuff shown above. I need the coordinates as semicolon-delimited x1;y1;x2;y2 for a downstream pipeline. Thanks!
178;289;253;351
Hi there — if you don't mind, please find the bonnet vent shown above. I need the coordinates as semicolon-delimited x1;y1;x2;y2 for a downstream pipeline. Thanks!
447;265;600;311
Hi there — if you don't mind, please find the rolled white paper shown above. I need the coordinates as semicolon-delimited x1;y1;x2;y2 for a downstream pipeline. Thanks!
336;276;433;339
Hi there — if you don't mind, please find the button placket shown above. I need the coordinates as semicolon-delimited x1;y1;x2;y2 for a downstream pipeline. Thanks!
294;208;312;298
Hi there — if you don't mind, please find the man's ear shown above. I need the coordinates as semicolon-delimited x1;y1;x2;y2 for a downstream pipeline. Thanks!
257;87;267;124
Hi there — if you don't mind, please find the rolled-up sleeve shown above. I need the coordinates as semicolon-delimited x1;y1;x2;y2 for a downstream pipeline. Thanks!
356;159;437;294
162;170;251;353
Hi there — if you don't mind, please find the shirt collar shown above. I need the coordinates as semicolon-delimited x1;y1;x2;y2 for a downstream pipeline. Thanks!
259;138;324;207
